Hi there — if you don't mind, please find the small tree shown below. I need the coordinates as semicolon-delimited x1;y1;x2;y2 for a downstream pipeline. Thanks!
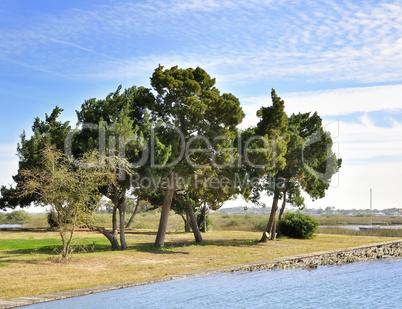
18;144;115;258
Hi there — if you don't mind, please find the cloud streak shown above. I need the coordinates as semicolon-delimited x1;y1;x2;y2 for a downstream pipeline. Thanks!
1;0;402;86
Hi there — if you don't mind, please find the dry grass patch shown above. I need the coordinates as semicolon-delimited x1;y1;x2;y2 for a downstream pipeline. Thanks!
0;230;399;300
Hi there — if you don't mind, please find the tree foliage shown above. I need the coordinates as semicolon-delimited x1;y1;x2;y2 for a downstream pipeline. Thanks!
150;65;245;247
0;65;342;252
1;107;70;211
74;85;170;249
254;96;342;242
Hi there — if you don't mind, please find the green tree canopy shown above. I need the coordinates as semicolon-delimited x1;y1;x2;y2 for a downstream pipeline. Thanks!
1;107;70;211
256;110;342;241
73;85;170;249
150;65;245;247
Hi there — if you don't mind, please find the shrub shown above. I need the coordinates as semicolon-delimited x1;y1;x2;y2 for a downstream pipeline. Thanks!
278;212;319;239
5;210;31;222
197;210;211;232
47;210;59;228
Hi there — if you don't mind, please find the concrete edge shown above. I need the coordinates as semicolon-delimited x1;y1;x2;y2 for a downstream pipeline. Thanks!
0;239;401;308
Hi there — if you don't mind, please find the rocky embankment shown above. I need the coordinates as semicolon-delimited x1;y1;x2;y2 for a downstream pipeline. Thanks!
234;239;401;272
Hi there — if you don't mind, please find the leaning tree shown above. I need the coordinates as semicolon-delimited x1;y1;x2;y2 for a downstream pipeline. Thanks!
149;65;245;247
255;110;342;242
248;89;290;243
277;112;342;219
73;85;170;249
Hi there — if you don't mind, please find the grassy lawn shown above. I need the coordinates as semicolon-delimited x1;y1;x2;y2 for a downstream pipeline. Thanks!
0;227;400;300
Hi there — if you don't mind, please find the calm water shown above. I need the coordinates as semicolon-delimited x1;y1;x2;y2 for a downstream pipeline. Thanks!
23;259;401;309
0;224;21;229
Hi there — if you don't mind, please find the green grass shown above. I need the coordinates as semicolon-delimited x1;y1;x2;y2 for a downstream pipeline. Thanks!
0;238;61;252
0;235;112;255
0;229;399;300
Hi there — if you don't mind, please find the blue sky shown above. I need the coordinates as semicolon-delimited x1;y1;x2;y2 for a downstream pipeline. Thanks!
1;0;402;210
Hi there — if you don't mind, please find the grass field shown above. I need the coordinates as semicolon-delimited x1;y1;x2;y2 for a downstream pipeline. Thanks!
0;232;401;299
0;211;401;300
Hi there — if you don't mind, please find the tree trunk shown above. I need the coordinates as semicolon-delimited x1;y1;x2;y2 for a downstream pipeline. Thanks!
154;172;177;247
87;224;120;249
173;192;203;243
178;213;190;232
119;189;127;249
270;218;277;240
110;187;120;249
275;192;287;239
184;211;191;232
125;197;140;229
260;193;279;242
203;202;207;233
278;191;287;220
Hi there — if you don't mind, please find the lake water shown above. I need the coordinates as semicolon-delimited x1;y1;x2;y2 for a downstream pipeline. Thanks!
0;224;21;229
22;258;401;309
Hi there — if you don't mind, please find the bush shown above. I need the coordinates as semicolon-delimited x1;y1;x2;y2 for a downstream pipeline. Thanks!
6;210;31;222
197;208;211;232
47;210;59;228
278;212;319;239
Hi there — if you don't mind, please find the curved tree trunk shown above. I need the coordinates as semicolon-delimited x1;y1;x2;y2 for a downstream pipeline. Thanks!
184;211;191;232
174;192;203;243
125;197;140;229
155;172;177;247
87;185;123;250
178;213;190;232
87;224;120;249
270;218;277;240
278;191;287;220
260;193;279;242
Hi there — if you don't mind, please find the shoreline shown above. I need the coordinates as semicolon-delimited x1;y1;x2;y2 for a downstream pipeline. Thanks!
0;239;400;309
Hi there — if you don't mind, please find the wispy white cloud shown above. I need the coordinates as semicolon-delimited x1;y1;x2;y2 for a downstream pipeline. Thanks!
243;84;402;120
1;0;402;86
